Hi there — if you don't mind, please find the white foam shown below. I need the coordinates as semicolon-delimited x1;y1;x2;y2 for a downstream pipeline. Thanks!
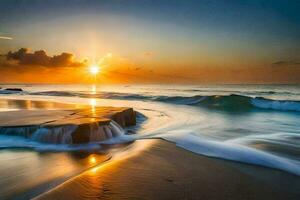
31;126;76;144
158;130;300;176
0;119;126;145
0;135;101;151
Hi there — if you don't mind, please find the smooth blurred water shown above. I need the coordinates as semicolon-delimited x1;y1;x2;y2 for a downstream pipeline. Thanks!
0;84;299;176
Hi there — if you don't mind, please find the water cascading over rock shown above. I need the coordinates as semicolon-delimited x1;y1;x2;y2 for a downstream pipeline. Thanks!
0;107;136;144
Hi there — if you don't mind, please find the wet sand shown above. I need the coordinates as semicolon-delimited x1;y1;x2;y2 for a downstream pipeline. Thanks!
35;139;300;200
0;151;111;200
0;98;138;199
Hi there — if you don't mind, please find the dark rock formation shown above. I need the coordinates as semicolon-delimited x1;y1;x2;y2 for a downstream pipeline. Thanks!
4;88;23;92
0;106;137;144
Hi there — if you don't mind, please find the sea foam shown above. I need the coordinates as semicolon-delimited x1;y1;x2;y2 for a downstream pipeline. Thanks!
158;130;300;176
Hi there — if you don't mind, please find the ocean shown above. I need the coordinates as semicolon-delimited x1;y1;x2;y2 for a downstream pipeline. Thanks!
0;84;299;198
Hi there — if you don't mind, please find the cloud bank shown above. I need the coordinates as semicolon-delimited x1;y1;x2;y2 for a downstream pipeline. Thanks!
6;48;85;67
272;61;300;66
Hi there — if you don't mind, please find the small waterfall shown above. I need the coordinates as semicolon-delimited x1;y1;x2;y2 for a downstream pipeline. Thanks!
30;125;77;144
0;126;38;138
0;120;126;144
89;120;125;142
110;120;125;136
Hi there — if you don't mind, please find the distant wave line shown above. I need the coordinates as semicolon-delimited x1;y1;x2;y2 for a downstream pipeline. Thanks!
104;70;193;81
0;36;13;40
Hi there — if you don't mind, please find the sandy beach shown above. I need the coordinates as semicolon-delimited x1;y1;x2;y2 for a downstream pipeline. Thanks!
1;1;300;199
35;139;300;200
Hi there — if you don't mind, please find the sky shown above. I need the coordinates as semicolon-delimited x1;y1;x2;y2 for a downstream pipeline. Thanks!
0;0;300;84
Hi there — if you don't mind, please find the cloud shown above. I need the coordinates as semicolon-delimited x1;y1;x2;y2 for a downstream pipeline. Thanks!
5;48;85;68
272;61;300;66
0;36;13;40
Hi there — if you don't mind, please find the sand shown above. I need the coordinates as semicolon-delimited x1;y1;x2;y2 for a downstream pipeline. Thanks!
35;139;300;200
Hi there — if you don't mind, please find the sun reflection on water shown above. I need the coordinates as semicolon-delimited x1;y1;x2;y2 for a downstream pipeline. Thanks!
89;98;97;114
91;85;97;94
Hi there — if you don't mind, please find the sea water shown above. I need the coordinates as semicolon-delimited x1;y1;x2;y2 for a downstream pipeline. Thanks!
0;84;299;178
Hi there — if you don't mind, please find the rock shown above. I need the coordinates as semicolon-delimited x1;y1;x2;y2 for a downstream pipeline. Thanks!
111;108;136;127
71;122;95;144
0;106;137;144
4;88;23;92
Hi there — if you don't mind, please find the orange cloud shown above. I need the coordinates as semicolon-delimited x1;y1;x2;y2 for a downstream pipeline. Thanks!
272;61;300;67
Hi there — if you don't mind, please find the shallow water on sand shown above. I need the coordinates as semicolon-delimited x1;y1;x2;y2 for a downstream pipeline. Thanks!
0;150;110;199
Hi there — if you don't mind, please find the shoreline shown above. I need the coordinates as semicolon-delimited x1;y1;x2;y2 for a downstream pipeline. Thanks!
35;139;300;200
0;97;299;199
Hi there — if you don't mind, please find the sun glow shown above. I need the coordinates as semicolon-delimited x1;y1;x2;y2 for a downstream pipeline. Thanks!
89;156;97;164
89;65;100;75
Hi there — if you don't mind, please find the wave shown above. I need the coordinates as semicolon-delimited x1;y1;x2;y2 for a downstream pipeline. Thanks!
191;95;300;112
130;94;300;112
30;91;152;100
26;91;300;112
251;97;300;112
30;91;77;97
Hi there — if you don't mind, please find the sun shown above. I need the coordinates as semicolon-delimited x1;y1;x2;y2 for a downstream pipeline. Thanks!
89;65;100;75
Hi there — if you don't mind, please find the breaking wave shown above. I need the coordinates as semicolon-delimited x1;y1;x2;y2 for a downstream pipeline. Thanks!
157;131;300;176
28;91;300;112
